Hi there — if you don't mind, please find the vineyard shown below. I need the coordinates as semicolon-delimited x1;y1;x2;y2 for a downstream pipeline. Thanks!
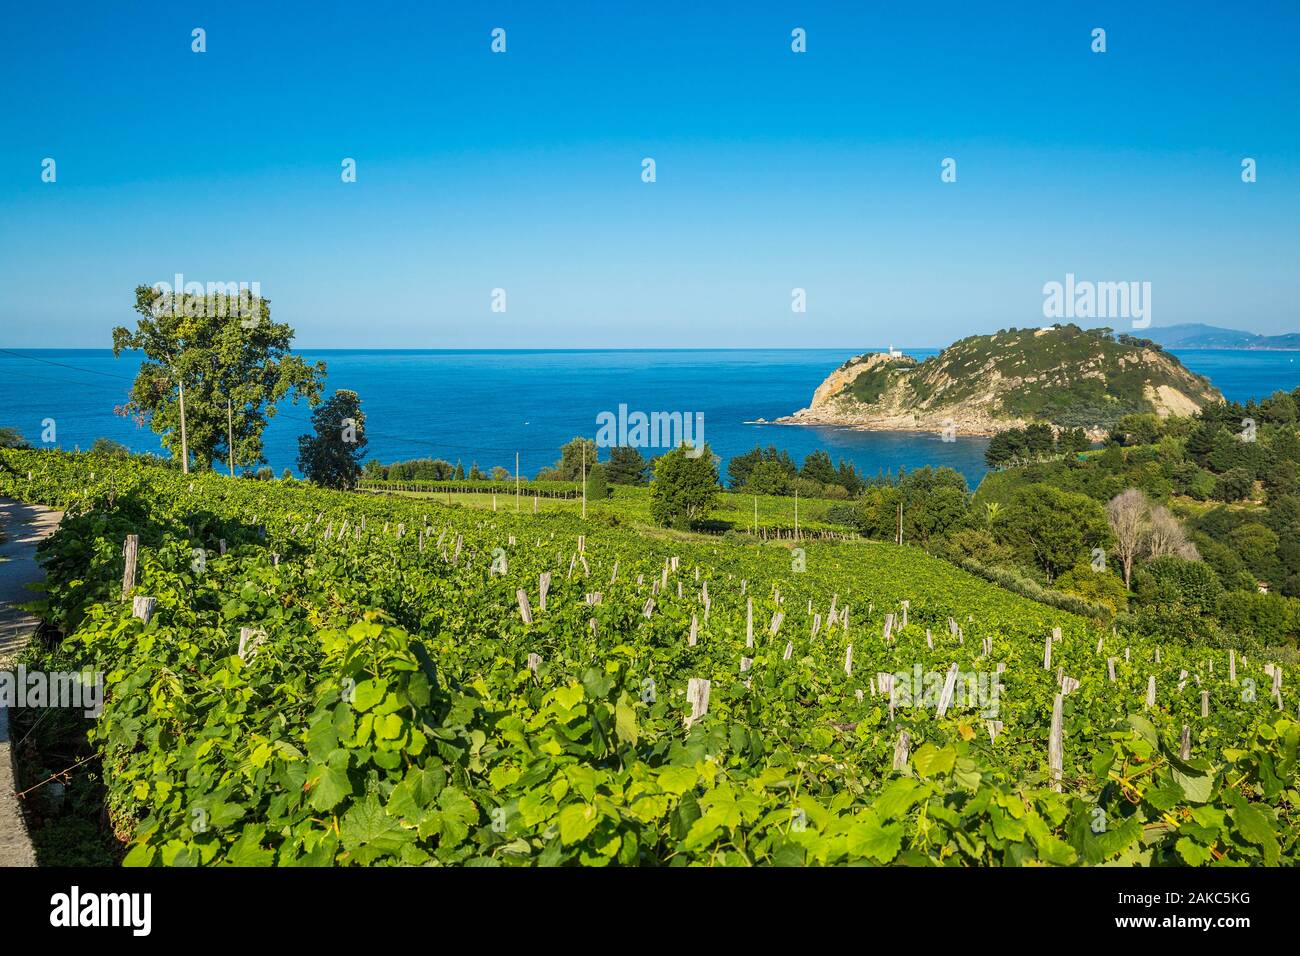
1;446;1296;866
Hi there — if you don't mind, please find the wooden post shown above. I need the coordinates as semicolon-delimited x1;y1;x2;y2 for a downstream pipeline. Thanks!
1048;693;1063;792
1179;725;1191;761
219;538;227;556
1201;690;1209;718
516;590;533;625
238;627;264;661
688;615;698;647
1043;631;1052;670
685;678;710;728
746;598;754;648
121;534;139;598
177;375;189;474
131;595;156;624
1146;675;1157;709
1107;657;1117;682
527;653;541;677
271;553;279;566
935;663;959;718
844;644;853;678
892;731;910;771
1229;649;1236;684
883;613;894;642
783;641;793;661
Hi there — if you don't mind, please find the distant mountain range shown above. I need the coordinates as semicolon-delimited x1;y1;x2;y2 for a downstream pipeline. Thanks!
1143;324;1300;350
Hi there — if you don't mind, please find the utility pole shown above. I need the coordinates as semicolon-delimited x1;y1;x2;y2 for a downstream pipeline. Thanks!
177;374;189;475
227;399;235;477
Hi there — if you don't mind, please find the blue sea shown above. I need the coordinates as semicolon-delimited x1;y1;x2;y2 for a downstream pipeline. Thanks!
0;348;1296;488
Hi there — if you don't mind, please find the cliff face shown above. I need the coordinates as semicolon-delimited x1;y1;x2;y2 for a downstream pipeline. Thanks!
778;325;1223;438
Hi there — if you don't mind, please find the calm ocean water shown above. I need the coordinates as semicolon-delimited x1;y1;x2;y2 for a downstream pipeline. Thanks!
1;348;1296;487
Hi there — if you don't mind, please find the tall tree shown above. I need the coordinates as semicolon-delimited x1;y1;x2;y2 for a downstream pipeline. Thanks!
650;444;719;529
296;390;367;489
606;446;649;485
1106;488;1149;588
113;285;324;472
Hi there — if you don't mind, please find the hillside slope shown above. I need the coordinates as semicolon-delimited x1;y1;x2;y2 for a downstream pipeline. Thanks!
779;324;1222;437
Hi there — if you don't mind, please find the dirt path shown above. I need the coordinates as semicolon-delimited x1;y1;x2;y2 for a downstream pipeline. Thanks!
0;497;63;867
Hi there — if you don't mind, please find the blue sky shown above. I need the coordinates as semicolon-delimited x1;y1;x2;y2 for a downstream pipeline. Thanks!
1;0;1297;348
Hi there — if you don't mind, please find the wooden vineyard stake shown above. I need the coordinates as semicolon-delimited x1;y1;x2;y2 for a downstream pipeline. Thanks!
1179;725;1191;761
1201;690;1209;718
1146;675;1157;709
746;598;754;648
883;613;894;643
677;581;683;600
610;560;619;585
987;720;1003;743
770;611;784;636
844;644;853;678
1229;649;1236;684
527;653;541;677
783;641;793;661
1177;670;1188;692
892;731;911;771
842;606;849;633
689;615;698;647
1154;646;1161;664
238;627;264;662
811;613;821;638
828;593;838;620
949;617;959;637
453;535;463;564
926;629;933;650
121;534;139;598
533;495;538;514
1061;676;1079;696
131;595;156;624
516;590;533;625
1125;647;1130;663
642;598;655;619
1043;632;1052;670
219;538;227;556
740;657;753;674
271;553;279;566
1052;626;1062;642
996;662;1005;675
900;600;909;629
685;678;710;728
1048;693;1063;792
935;664;959;718
539;572;551;611
1107;658;1117;682
1095;636;1103;655
981;636;992;657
